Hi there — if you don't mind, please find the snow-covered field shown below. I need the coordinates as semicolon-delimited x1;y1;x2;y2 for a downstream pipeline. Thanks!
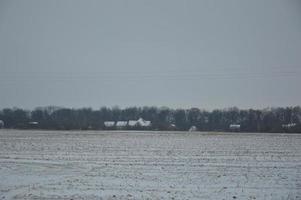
0;130;300;200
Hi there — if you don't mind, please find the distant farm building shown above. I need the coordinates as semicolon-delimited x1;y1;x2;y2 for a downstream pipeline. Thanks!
168;124;176;130
116;121;128;129
104;121;115;128
0;120;4;128
137;118;151;127
28;121;39;128
28;121;39;125
189;126;197;132
128;120;138;127
128;118;151;128
282;123;296;129
104;118;151;129
229;124;241;131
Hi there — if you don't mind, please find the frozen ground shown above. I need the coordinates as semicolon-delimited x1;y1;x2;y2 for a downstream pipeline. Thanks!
0;130;300;200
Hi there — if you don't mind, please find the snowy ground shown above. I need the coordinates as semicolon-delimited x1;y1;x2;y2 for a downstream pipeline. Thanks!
0;130;300;200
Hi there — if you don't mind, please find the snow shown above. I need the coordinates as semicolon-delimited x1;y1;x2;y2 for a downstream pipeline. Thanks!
0;130;300;200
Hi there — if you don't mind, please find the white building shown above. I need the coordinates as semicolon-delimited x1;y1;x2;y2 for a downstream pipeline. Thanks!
104;118;151;129
128;120;138;127
104;121;115;127
282;123;296;129
169;123;177;130
0;120;4;128
189;126;197;132
128;118;151;127
28;121;39;125
116;121;128;128
229;124;240;131
137;118;151;127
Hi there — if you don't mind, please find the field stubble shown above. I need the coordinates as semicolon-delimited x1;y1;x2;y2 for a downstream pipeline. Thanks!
0;130;300;199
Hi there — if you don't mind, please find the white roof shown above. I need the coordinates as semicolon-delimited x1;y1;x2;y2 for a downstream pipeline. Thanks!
127;118;152;127
29;121;39;125
104;121;115;127
116;121;128;126
137;118;151;127
229;124;240;128
282;123;296;128
141;121;151;127
128;120;138;126
189;126;197;131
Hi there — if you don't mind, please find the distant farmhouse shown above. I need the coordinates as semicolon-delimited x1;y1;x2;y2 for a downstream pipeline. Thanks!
128;120;138;127
229;124;241;131
104;121;115;128
28;121;39;125
116;121;128;129
28;121;39;129
0;120;4;129
136;118;152;127
189;126;197;132
104;118;151;130
282;123;296;129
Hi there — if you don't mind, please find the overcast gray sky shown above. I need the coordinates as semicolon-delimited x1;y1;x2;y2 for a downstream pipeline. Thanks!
0;0;300;110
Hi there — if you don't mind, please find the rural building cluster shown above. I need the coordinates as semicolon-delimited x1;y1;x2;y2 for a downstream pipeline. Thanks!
104;118;151;129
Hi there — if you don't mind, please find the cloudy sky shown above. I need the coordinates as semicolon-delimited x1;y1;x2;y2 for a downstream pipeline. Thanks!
0;0;300;109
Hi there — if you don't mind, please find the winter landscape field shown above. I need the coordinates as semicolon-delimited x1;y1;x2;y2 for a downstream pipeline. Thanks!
0;130;300;200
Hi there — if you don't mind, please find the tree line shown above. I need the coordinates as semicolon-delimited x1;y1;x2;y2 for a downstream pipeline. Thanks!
0;106;300;132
